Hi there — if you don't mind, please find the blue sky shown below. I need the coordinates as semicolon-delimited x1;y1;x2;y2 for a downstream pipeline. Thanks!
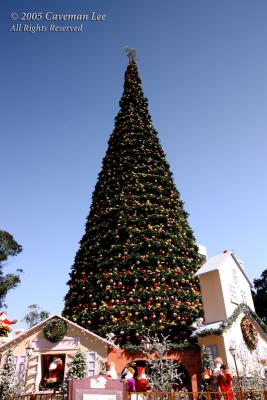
1;0;267;328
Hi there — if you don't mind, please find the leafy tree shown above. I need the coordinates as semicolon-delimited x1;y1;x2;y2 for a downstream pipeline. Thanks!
63;59;203;345
141;335;185;392
233;347;266;392
23;304;50;328
0;348;16;398
0;230;23;308
252;269;267;323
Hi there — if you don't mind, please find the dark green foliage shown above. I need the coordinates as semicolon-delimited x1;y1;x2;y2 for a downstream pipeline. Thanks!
0;230;23;308
252;269;267;323
63;61;203;345
44;317;67;343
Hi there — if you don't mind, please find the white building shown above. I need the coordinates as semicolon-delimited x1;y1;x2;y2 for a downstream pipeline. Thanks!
195;250;267;378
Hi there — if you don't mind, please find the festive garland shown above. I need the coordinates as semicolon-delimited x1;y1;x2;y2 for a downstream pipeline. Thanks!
123;304;267;352
197;303;267;338
241;316;258;350
44;318;67;343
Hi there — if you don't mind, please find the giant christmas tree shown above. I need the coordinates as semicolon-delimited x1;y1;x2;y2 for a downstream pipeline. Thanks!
63;53;203;345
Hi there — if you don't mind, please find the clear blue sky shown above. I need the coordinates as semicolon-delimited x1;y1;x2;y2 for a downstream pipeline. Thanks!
1;0;267;328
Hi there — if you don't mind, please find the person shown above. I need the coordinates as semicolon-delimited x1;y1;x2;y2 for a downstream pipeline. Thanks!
45;357;64;388
123;367;136;392
0;312;17;336
136;367;149;392
204;357;233;400
104;361;118;380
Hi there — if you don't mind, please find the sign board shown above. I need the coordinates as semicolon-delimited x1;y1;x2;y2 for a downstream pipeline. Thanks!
69;375;126;400
90;377;108;389
84;395;116;400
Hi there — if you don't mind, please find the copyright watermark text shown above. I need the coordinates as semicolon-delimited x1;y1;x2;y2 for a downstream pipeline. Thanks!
9;11;107;33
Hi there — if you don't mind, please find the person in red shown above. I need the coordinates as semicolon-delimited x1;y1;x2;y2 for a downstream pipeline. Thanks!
136;367;149;392
0;312;17;336
46;357;64;387
204;357;233;400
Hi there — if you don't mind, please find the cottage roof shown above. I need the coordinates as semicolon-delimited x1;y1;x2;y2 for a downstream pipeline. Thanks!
0;314;118;352
195;251;253;288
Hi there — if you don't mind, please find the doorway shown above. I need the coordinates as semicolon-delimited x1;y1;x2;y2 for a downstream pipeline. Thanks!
40;354;66;390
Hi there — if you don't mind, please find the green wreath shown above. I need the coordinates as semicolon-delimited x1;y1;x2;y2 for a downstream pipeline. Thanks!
44;318;67;343
241;316;258;350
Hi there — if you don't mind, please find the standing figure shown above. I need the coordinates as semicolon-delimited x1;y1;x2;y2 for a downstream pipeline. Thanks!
123;367;136;392
104;361;118;380
136;367;149;392
204;357;233;400
0;312;17;336
45;357;64;388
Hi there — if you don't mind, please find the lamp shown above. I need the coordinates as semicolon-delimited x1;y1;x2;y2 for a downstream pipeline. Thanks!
229;346;243;400
229;346;238;359
142;339;152;352
24;341;34;389
26;341;34;357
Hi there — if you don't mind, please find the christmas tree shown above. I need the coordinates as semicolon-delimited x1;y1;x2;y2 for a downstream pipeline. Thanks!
67;349;87;379
63;52;203;345
0;348;16;398
200;345;214;372
200;346;214;392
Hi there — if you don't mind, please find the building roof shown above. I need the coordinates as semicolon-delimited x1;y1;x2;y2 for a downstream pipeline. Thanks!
196;321;223;333
0;314;118;352
195;251;253;288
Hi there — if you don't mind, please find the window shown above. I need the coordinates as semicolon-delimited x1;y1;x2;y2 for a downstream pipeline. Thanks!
255;347;260;359
206;345;218;359
229;285;238;303
240;290;247;304
240;342;249;360
232;269;238;285
262;347;267;358
230;340;236;349
14;356;26;381
85;352;96;376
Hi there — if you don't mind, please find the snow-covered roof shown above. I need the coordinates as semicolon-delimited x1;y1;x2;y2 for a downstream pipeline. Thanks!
196;321;223;334
195;251;253;288
0;314;118;351
197;244;208;259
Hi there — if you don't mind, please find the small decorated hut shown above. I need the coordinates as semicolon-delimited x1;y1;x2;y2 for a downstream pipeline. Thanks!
0;314;117;393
